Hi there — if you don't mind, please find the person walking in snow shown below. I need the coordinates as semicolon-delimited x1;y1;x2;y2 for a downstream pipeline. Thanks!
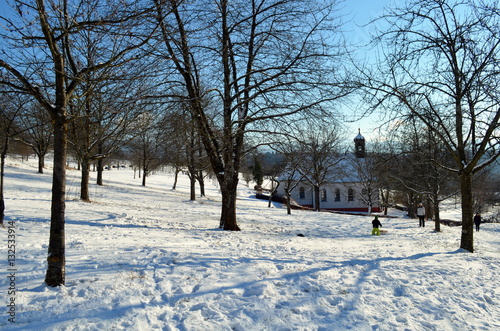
417;203;426;227
372;216;382;236
474;213;481;232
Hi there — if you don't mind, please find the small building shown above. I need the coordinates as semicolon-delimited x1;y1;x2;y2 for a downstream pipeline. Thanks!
277;130;382;213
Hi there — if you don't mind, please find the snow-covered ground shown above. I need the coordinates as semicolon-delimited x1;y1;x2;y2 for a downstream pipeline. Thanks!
1;157;499;331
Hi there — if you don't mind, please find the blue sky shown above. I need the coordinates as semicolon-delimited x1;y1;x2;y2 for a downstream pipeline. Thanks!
340;0;393;142
0;0;391;143
342;0;391;42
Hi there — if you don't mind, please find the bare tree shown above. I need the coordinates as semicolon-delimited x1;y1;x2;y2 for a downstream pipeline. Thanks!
295;124;343;211
0;93;26;225
69;77;148;201
359;0;500;252
16;100;53;174
472;167;500;215
163;115;186;191
0;0;151;286
273;143;304;215
160;101;210;199
129;111;167;187
178;104;210;201
364;141;398;216
280;166;303;215
386;120;458;231
153;0;346;230
340;156;381;215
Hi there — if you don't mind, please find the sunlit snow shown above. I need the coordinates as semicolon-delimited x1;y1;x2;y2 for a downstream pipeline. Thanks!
2;157;499;330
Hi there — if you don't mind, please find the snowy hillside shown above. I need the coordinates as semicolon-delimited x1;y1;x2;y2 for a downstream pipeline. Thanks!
1;158;499;330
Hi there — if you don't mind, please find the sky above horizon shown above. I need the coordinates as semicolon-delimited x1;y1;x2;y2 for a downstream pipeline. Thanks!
339;0;393;141
343;0;391;40
0;0;395;143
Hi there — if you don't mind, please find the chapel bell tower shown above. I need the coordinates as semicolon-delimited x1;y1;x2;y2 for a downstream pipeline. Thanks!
354;129;365;158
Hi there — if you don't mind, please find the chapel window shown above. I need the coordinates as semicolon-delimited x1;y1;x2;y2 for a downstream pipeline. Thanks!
321;189;327;201
334;189;340;201
348;188;354;201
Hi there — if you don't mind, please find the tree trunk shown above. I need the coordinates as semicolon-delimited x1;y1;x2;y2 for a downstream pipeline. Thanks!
142;159;148;187
197;142;206;197
189;174;196;201
285;189;292;215
80;156;90;202
382;189;389;216
172;168;179;190
45;117;67;287
197;171;205;197
459;172;474;252
314;185;320;211
220;191;240;231
188;146;196;200
219;174;240;231
266;180;278;208
96;157;103;186
407;192;416;218
0;195;4;226
432;192;441;232
37;153;45;174
0;137;8;226
96;143;104;186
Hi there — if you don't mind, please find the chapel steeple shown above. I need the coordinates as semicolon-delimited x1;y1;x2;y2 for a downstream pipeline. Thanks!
354;129;365;158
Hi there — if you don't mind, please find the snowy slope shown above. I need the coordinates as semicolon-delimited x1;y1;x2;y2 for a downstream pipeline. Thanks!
1;158;499;331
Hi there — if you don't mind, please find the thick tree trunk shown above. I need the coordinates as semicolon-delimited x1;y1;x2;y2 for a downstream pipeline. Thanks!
189;174;196;201
45;117;67;287
220;192;240;231
459;172;474;252
219;174;240;231
80;157;90;202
